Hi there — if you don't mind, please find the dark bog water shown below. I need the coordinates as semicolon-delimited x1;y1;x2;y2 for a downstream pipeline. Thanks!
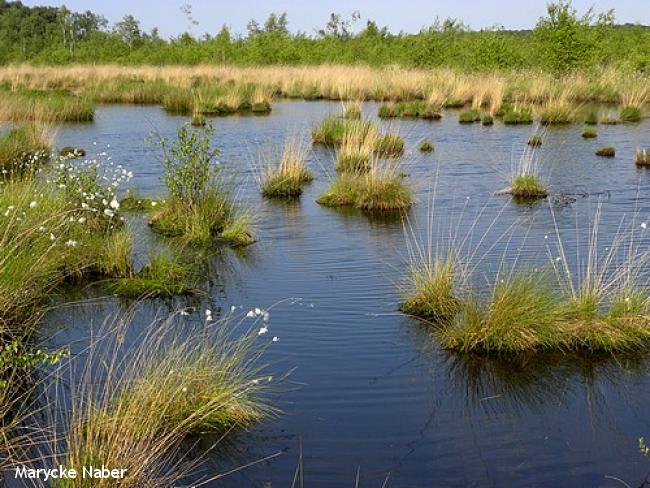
33;102;650;487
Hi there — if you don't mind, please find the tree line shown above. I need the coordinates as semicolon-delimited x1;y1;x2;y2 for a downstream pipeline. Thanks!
0;0;648;73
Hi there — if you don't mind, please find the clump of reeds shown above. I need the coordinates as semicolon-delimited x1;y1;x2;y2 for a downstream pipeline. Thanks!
620;106;643;122
259;135;313;198
191;113;206;127
582;127;598;139
596;146;615;157
636;148;649;166
318;157;413;211
539;92;580;124
419;140;434;152
509;145;547;199
341;100;363;120
584;107;599;125
619;82;647;122
336;124;377;172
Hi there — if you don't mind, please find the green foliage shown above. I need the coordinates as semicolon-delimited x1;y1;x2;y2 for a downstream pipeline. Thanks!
0;3;646;74
0;341;68;388
533;0;615;74
149;123;220;206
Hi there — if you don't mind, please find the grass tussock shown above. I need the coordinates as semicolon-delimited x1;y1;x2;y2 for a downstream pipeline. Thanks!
596;146;615;157
636;148;650;166
111;248;197;298
509;146;547;199
403;205;650;355
259;136;313;198
419;140;434;152
317;158;413;212
582;127;598;138
379;100;442;119
527;134;542;147
458;109;481;123
42;312;274;487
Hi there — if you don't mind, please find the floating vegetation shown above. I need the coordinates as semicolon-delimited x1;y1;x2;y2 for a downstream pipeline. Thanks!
582;127;598;138
111;248;197;298
596;146;615;157
619;105;642;122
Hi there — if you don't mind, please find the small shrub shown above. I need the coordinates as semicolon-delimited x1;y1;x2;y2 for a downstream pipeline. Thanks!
596;146;615;157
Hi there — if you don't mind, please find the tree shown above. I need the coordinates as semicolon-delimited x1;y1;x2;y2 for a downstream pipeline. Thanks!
114;14;141;50
534;0;614;73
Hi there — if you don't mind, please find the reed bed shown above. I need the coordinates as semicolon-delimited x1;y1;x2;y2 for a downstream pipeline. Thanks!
0;88;94;122
0;65;645;112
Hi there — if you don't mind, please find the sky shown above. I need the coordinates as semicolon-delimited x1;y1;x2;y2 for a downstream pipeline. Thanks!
22;0;649;38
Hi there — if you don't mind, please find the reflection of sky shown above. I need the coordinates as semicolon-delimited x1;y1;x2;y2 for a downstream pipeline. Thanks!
22;0;648;39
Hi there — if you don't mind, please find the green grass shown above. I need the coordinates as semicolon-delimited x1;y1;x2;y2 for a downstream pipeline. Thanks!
419;140;434;152
440;272;563;354
191;114;206;127
527;134;542;147
0;125;50;177
596;146;615;157
0;88;94;122
317;161;413;212
582;127;598;138
311;117;374;146
119;193;160;212
510;175;547;198
482;114;494;125
111;249;196;298
260;137;313;198
458;109;481;123
378;101;442;119
49;312;273;487
401;258;461;324
636;149;649;165
502;105;534;125
374;134;404;157
620;105;642;122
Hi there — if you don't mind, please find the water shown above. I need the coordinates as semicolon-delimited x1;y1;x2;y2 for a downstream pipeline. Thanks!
33;102;650;486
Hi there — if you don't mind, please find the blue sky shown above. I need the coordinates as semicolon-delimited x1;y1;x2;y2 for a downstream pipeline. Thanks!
23;0;649;38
